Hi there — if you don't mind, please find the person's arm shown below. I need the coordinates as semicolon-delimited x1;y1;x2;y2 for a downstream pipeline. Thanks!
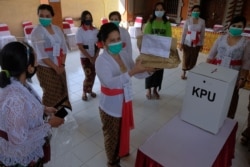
200;19;206;47
57;26;67;66
143;22;152;34
6;97;51;145
206;36;221;63
180;20;188;51
239;40;250;88
75;28;94;63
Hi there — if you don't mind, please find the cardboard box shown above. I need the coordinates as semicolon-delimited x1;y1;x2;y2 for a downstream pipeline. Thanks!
180;62;238;134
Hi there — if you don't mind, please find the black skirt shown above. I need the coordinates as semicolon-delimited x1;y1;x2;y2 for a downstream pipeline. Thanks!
145;69;164;90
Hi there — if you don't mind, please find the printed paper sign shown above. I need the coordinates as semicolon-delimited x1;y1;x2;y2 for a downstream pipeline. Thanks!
141;34;172;58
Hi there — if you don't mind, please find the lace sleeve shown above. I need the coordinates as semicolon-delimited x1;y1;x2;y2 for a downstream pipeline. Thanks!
5;94;50;147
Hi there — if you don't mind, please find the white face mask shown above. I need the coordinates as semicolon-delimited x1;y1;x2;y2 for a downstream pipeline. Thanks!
155;11;165;18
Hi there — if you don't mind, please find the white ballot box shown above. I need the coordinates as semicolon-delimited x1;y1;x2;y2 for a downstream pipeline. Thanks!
180;62;238;134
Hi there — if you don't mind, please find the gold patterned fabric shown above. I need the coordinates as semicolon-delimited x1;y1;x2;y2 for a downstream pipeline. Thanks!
80;58;96;93
36;65;72;110
99;108;121;165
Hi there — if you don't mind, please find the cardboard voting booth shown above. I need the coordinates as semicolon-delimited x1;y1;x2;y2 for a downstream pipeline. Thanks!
180;62;238;134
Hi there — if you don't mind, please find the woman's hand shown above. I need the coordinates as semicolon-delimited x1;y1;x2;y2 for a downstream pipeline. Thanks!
54;66;65;75
129;59;153;76
44;106;57;115
89;56;96;64
179;44;183;51
48;115;64;127
199;45;203;52
237;78;246;89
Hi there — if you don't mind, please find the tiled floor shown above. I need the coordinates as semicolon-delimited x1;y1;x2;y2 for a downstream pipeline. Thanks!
30;38;250;167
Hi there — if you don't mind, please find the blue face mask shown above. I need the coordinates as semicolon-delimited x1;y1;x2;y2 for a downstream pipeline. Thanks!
229;27;243;36
84;20;92;25
155;11;165;18
191;12;200;18
39;18;52;27
111;21;120;27
108;41;122;55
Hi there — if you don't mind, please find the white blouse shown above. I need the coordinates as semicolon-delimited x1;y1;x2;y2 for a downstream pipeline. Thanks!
181;17;205;47
95;50;149;118
75;27;99;58
0;79;51;166
208;34;250;71
31;24;68;67
119;27;133;57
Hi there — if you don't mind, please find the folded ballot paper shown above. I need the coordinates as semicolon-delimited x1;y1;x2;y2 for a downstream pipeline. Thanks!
136;34;181;69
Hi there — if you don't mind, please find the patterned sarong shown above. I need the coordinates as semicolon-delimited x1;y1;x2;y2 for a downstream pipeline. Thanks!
36;65;72;110
99;109;121;165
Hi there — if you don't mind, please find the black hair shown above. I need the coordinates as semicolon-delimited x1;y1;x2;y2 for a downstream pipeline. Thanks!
37;4;55;17
80;10;93;26
0;42;35;88
149;2;168;24
109;11;121;21
97;23;120;42
191;5;201;12
229;15;246;28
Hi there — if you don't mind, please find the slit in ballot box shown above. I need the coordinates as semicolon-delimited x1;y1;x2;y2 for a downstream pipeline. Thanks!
136;34;181;69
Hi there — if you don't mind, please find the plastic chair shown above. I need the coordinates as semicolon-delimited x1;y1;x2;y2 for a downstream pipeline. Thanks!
213;24;224;32
101;17;108;25
62;22;77;51
134;16;143;28
0;23;16;49
64;17;77;34
24;25;34;45
22;21;32;28
128;16;143;38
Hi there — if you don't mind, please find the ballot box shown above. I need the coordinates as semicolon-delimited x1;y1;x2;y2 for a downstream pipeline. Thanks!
180;62;238;134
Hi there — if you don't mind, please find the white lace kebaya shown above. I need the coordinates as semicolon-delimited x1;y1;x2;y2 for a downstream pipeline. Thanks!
0;79;51;166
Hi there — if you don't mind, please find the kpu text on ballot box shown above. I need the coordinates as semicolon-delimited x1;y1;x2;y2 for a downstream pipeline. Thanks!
180;62;238;134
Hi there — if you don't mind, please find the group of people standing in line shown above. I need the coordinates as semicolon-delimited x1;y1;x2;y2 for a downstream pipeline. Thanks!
0;1;250;167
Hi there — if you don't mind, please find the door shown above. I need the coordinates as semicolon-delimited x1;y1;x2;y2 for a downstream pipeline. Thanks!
200;0;227;28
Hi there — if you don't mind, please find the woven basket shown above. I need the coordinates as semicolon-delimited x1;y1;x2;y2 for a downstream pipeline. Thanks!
136;35;181;69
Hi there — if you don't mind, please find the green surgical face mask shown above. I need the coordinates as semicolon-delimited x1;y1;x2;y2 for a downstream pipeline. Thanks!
111;21;120;27
108;41;122;55
229;27;243;36
39;17;52;27
191;12;200;18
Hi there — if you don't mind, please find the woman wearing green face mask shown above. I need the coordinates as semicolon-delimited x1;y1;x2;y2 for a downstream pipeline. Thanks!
95;23;155;167
31;4;72;111
180;5;205;80
207;16;250;142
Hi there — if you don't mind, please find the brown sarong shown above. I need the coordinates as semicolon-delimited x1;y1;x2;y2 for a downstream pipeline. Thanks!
182;45;201;71
36;65;72;110
99;108;121;165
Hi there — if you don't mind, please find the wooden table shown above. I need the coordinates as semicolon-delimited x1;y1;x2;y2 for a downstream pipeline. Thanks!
135;115;237;167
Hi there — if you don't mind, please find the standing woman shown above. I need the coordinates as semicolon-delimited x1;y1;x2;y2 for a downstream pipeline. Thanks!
96;23;154;167
109;11;132;57
180;5;205;80
0;42;64;167
207;15;250;119
31;4;72;110
143;2;172;99
76;10;99;101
